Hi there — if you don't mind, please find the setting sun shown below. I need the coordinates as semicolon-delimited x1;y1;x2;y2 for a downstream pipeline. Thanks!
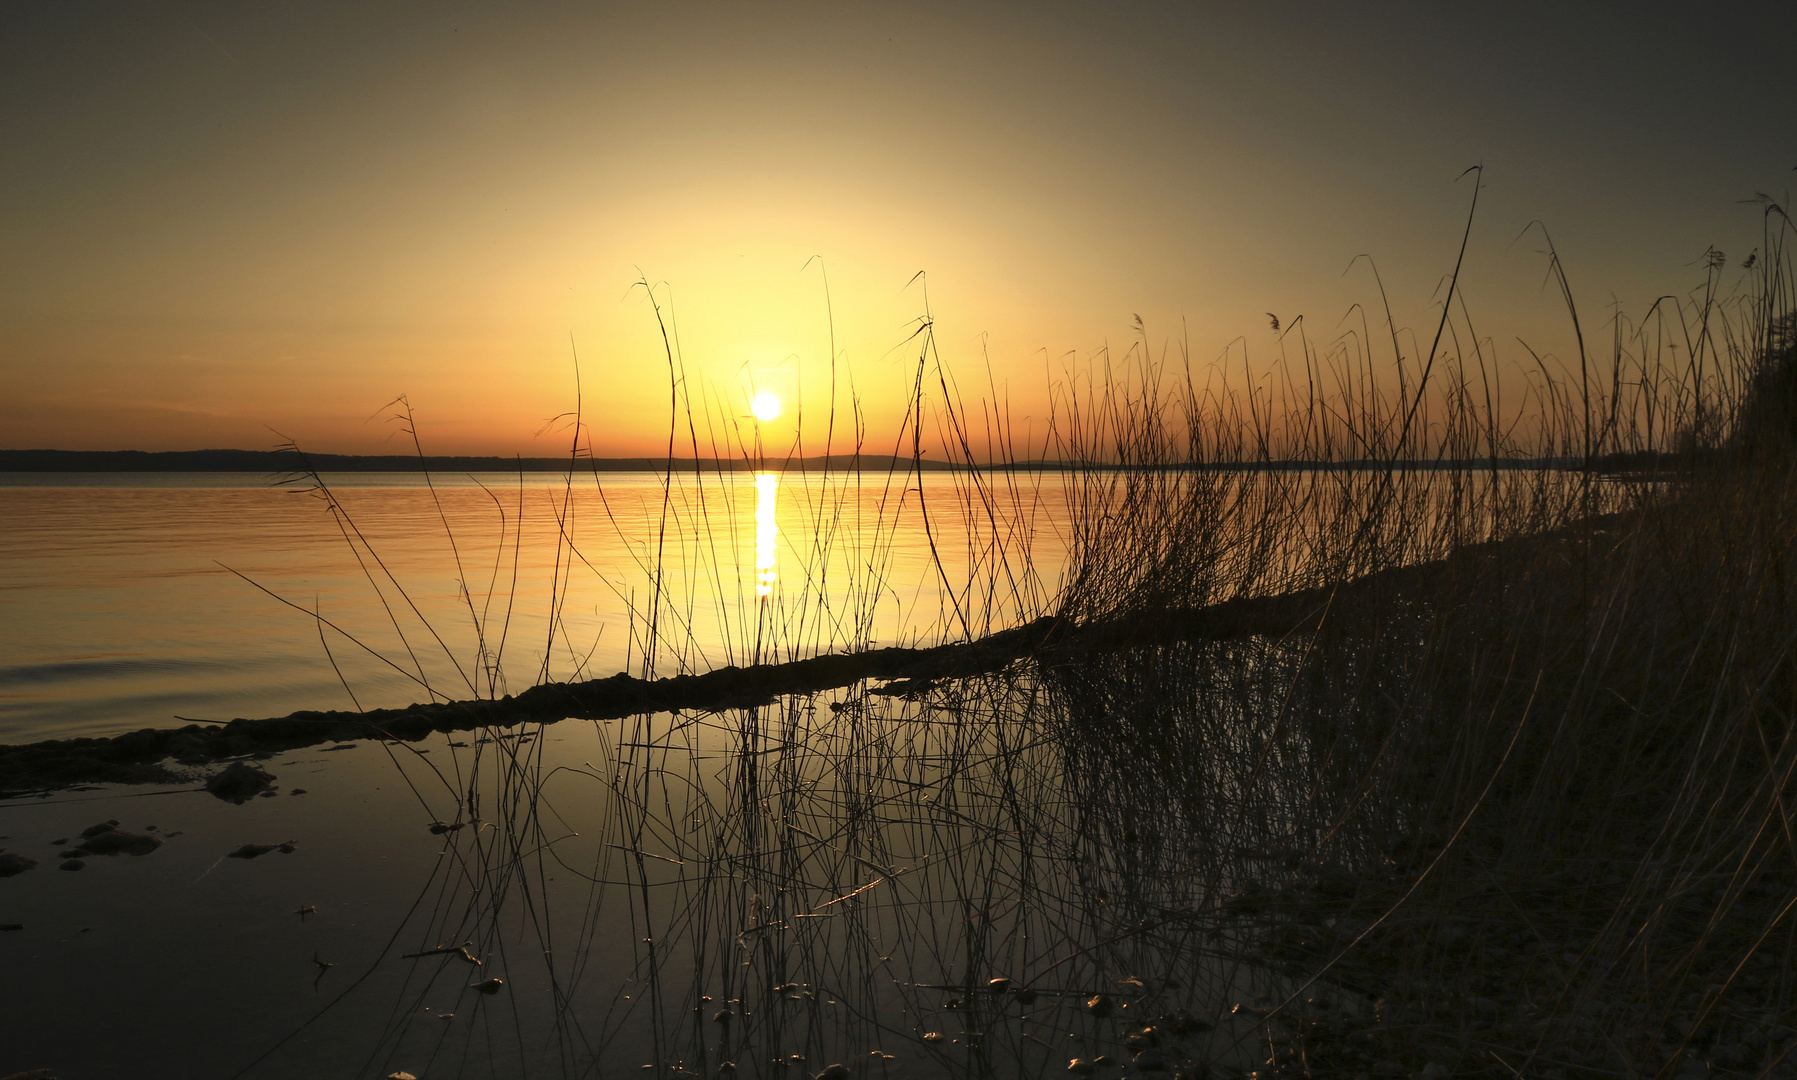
750;391;782;422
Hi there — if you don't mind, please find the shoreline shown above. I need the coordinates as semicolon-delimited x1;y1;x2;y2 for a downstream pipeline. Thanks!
0;511;1627;795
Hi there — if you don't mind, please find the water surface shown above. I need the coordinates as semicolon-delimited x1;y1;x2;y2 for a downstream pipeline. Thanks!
1;470;1068;744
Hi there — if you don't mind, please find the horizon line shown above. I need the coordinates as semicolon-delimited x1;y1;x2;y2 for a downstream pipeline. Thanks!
0;447;1691;474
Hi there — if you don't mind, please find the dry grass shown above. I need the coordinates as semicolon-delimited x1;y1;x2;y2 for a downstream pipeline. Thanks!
245;198;1797;1080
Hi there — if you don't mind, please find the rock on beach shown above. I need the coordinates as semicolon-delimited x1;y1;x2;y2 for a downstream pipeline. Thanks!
205;761;277;803
0;851;39;877
74;823;162;857
226;841;297;859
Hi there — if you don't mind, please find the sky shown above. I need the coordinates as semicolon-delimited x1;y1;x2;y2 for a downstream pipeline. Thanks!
2;1;1792;458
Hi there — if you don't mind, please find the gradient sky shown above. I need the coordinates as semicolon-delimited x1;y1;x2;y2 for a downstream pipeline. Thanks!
2;2;1792;457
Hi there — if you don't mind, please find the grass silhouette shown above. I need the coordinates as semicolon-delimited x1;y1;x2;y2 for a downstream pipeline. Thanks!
189;191;1797;1078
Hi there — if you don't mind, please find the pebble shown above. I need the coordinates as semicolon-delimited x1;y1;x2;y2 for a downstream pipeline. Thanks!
1132;1049;1169;1071
205;762;277;803
0;852;38;876
74;825;162;856
225;842;297;859
59;859;85;871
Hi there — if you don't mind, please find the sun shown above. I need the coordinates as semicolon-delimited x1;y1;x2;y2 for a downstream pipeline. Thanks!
750;391;782;422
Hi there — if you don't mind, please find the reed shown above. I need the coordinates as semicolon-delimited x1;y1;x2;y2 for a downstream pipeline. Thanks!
242;195;1797;1080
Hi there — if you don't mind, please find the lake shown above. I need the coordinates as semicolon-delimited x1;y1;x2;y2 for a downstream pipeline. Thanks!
0;470;1070;745
0;463;1600;1079
0;467;1323;1080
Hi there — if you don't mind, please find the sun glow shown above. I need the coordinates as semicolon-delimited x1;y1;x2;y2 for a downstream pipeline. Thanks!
750;391;782;422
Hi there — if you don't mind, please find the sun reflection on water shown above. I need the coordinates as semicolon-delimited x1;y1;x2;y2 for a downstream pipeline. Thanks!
754;471;777;597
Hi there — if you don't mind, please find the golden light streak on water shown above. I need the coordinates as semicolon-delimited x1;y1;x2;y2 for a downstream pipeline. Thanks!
754;471;778;597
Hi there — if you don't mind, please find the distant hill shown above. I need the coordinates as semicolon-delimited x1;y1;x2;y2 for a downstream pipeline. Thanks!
0;448;961;472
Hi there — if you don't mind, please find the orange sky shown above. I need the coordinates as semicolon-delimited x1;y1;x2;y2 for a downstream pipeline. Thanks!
2;3;1791;458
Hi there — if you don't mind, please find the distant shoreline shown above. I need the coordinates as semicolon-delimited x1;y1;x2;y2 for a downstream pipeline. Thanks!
0;447;1699;474
0;448;955;473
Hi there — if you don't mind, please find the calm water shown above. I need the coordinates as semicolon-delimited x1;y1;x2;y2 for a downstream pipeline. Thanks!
0;657;1292;1079
0;471;1068;745
0;466;1526;1078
